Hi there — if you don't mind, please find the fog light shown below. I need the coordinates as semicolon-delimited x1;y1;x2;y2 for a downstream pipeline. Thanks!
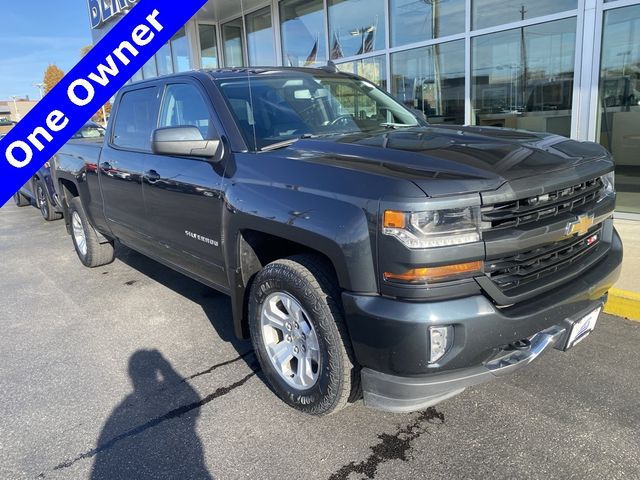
429;326;453;364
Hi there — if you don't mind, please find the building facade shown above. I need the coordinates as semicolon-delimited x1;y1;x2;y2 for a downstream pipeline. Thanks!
88;0;640;215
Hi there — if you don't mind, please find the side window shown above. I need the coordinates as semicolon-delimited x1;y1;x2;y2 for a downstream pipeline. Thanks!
112;87;158;151
159;84;212;138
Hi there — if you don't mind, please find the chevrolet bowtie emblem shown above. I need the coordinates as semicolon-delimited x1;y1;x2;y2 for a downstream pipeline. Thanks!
566;213;595;237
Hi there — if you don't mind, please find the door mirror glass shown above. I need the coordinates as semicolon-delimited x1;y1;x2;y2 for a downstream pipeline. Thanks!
151;126;222;159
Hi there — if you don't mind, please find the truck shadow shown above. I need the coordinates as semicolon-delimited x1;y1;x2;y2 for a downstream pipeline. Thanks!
114;244;250;353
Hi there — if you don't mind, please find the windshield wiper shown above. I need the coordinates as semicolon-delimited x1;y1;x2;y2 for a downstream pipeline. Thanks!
380;123;416;130
260;134;316;152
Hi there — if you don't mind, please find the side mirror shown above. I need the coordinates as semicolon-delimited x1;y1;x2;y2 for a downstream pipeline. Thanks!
151;126;222;160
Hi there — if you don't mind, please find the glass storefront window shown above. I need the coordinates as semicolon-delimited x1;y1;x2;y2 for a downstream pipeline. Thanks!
390;0;465;47
131;69;144;83
171;28;191;72
246;7;276;66
280;0;327;67
472;0;577;30
142;57;157;79
223;18;245;67
156;43;173;76
471;18;576;136
199;24;219;69
337;55;387;89
391;40;465;125
598;5;640;214
328;0;386;59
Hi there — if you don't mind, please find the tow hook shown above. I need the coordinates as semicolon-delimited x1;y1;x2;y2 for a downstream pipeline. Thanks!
508;339;532;351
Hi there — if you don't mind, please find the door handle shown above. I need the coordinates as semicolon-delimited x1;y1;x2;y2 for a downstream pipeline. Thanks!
100;161;113;171
145;169;161;184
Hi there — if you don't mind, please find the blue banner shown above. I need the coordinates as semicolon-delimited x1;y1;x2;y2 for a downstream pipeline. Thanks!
0;0;207;206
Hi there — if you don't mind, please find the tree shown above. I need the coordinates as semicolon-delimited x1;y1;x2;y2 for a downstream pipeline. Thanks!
43;65;65;94
80;45;93;57
93;101;112;124
80;44;112;125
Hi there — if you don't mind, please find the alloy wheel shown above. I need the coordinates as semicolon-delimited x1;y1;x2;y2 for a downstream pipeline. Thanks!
72;211;87;256
260;292;321;390
37;185;48;218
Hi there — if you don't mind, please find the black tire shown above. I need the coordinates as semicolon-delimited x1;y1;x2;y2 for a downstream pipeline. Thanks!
68;197;115;268
36;180;62;221
13;191;30;207
249;254;359;416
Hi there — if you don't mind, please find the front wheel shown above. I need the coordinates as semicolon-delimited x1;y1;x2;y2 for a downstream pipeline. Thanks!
249;254;359;416
69;197;115;268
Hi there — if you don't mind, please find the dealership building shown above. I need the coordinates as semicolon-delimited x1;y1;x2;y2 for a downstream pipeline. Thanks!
88;0;640;216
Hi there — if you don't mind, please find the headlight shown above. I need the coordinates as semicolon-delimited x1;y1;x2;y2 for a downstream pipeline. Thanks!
602;171;615;194
382;206;482;249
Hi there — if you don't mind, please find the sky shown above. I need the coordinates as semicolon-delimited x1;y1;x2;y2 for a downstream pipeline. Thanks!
0;1;92;101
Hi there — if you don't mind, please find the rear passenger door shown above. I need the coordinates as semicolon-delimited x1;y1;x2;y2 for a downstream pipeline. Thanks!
99;85;160;247
142;81;228;290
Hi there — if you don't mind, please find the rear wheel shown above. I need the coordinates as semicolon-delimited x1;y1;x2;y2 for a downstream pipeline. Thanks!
36;180;62;221
69;197;115;268
249;254;359;416
13;191;29;207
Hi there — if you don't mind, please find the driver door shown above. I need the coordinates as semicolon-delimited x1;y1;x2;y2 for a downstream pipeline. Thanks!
142;81;228;290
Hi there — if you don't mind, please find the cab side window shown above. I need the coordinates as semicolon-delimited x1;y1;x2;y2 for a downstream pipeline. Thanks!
112;87;158;151
159;84;212;138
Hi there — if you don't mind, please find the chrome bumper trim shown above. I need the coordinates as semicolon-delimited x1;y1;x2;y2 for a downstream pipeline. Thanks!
486;325;567;377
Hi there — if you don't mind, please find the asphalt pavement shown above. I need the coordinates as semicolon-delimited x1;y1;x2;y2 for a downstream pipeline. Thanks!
1;201;639;480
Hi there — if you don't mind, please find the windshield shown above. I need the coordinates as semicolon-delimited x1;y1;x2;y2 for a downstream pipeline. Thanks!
72;124;106;139
216;72;420;151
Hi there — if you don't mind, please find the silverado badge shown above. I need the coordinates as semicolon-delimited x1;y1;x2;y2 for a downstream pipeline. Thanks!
566;213;595;237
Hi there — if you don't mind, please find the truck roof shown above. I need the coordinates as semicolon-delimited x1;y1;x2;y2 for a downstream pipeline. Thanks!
203;66;346;79
126;66;352;87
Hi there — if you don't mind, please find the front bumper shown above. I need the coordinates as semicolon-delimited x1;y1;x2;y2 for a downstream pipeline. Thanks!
343;228;622;413
360;316;590;412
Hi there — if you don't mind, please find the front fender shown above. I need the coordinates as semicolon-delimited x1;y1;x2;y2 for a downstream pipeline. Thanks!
224;183;378;293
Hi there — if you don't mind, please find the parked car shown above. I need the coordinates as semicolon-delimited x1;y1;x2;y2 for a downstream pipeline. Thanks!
13;122;105;221
52;68;622;416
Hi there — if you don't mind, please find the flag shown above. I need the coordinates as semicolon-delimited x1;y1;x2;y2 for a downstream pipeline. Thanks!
331;32;343;60
357;29;375;55
304;37;319;66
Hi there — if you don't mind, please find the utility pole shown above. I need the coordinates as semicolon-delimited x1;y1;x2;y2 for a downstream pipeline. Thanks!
33;83;45;100
11;95;21;122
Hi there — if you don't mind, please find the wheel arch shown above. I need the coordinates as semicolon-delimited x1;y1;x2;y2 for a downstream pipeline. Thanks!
223;184;378;339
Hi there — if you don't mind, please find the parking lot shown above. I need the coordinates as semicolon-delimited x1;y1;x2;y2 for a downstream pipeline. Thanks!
1;201;639;480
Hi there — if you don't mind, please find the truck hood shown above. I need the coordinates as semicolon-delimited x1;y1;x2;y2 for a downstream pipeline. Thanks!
286;125;611;197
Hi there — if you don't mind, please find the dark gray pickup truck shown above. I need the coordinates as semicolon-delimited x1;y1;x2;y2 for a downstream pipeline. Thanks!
53;67;622;415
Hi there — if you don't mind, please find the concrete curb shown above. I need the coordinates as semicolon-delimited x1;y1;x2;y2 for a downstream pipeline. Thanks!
605;289;640;322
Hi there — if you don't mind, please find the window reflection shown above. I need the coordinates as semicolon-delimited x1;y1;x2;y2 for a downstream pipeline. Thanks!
131;69;144;83
142;57;157;79
473;0;577;30
223;18;245;67
472;19;576;136
247;7;276;66
391;40;465;124
337;55;387;89
171;28;191;72
199;24;219;68
156;43;173;76
328;0;385;59
598;5;640;213
280;0;327;67
390;0;465;46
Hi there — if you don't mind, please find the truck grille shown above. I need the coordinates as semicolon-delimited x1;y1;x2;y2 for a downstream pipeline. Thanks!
485;226;602;293
482;178;605;229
